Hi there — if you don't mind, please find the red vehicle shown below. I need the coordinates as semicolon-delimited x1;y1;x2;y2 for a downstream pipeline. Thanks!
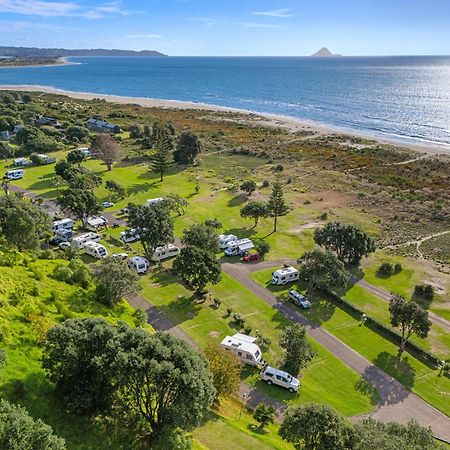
242;253;261;262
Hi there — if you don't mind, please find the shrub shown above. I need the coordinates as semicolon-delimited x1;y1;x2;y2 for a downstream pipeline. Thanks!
232;313;246;328
378;262;394;276
262;180;270;188
274;164;284;171
12;379;26;399
38;249;56;260
213;298;222;309
414;284;434;300
226;307;232;317
243;325;252;335
52;265;74;284
394;263;403;273
255;331;271;351
255;241;270;256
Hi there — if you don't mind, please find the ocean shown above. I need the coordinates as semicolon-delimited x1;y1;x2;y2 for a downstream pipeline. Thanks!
1;56;449;148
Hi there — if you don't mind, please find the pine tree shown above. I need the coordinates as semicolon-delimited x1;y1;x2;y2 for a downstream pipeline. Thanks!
148;127;173;181
266;181;289;232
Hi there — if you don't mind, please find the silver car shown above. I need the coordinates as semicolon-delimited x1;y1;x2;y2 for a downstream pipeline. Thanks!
260;366;300;392
288;290;311;309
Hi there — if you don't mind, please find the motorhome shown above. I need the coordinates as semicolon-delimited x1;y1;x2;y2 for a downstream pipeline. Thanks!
153;244;180;261
13;158;31;167
86;216;108;230
83;241;108;259
220;333;263;366
72;232;101;249
271;266;300;285
224;238;254;256
128;256;150;274
120;228;140;244
146;197;164;206
218;234;237;249
53;228;73;242
4;169;24;180
52;218;74;232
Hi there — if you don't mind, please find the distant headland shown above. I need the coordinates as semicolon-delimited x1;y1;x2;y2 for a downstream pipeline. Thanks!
311;47;342;57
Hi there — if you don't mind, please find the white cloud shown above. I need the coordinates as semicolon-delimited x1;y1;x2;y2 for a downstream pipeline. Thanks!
252;8;292;18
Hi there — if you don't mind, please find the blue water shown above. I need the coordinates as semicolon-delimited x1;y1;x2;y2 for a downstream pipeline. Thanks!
1;56;450;147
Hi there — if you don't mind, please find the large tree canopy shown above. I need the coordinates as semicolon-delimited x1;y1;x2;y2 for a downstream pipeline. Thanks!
314;221;376;266
91;134;121;171
173;131;201;165
181;223;220;253
58;188;101;225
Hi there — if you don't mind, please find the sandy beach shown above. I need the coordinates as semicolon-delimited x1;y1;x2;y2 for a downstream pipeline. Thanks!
1;84;449;156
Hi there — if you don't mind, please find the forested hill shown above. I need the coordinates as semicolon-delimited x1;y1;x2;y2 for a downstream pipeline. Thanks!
0;46;167;58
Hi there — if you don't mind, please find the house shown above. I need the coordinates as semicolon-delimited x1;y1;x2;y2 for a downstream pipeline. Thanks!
34;117;60;128
0;130;10;140
86;118;121;134
13;157;31;167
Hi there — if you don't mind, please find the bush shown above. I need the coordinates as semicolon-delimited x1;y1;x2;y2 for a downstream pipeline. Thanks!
243;325;252;335
414;284;434;300
52;265;74;284
255;241;270;256
394;263;403;273
38;249;56;260
231;313;246;328
226;307;232;317
378;262;394;276
274;164;284;171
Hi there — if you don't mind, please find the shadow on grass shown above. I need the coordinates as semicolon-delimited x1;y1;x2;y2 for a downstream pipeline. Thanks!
223;227;258;239
157;296;202;326
227;195;247;207
355;376;380;406
411;293;434;310
149;270;179;287
373;351;416;390
248;424;269;435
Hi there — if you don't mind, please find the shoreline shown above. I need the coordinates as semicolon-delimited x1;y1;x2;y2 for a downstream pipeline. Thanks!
1;84;449;156
0;57;78;69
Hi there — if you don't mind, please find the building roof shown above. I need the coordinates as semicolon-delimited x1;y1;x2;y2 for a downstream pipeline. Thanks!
274;266;298;276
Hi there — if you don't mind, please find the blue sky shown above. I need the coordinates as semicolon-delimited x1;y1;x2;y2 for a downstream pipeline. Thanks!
0;0;449;56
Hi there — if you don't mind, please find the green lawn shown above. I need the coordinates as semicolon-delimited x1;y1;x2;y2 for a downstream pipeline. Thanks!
139;270;375;417
250;268;450;417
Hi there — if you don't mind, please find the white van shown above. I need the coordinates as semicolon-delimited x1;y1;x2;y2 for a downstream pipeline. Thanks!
260;366;300;393
128;256;150;274
83;241;108;259
220;333;263;366
53;218;74;232
72;232;101;249
271;266;299;285
224;238;254;256
120;228;140;244
154;244;180;261
4;169;24;180
146;197;163;206
219;234;238;249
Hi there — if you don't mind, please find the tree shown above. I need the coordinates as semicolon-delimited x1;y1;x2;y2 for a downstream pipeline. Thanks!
42;318;119;415
69;172;102;190
254;240;270;256
91;134;121;171
65;125;90;143
314;222;376;266
240;201;267;228
388;295;431;354
204;344;241;400
58;188;101;226
127;203;174;258
182;223;220;253
115;330;215;440
298;249;348;294
279;324;316;375
0;194;51;251
50;175;66;193
173;246;221;295
0;399;66;450
95;257;141;307
1;178;10;196
55;160;80;182
266;181;289;232
0;141;14;160
66;148;87;167
149;127;173;181
165;193;188;216
279;403;352;450
253;403;275;430
240;180;257;196
105;179;126;200
173;131;201;165
204;218;222;229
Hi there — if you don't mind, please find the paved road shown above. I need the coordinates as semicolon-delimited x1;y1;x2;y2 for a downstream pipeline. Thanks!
222;261;450;442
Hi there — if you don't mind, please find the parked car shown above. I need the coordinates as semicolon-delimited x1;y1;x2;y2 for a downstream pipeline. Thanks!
260;366;300;392
58;241;71;250
112;252;128;260
102;201;114;208
242;252;261;262
288;290;311;309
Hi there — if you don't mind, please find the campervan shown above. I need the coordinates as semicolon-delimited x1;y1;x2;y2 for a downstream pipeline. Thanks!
4;169;24;180
224;238;254;256
154;244;180;261
128;256;150;274
271;266;299;285
72;232;101;249
52;218;74;232
218;234;237;249
77;147;91;157
83;241;108;259
120;228;140;244
146;197;163;206
220;333;263;366
53;228;73;242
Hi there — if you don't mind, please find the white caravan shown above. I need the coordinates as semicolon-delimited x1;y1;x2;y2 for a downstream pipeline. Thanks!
53;229;73;242
4;169;24;180
271;266;299;285
72;232;101;249
224;238;254;256
128;256;150;274
53;218;74;232
218;234;238;249
120;228;140;244
153;244;180;261
146;197;164;206
220;333;263;366
86;216;108;229
77;147;91;156
83;241;107;259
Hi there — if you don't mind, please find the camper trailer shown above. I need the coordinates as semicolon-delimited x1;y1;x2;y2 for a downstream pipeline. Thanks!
224;238;254;256
218;234;238;249
52;218;74;232
220;333;263;366
146;197;164;207
4;169;24;180
53;228;73;242
86;216;108;230
271;266;300;285
72;232;101;249
154;244;180;261
83;241;107;259
120;229;140;244
128;256;150;274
